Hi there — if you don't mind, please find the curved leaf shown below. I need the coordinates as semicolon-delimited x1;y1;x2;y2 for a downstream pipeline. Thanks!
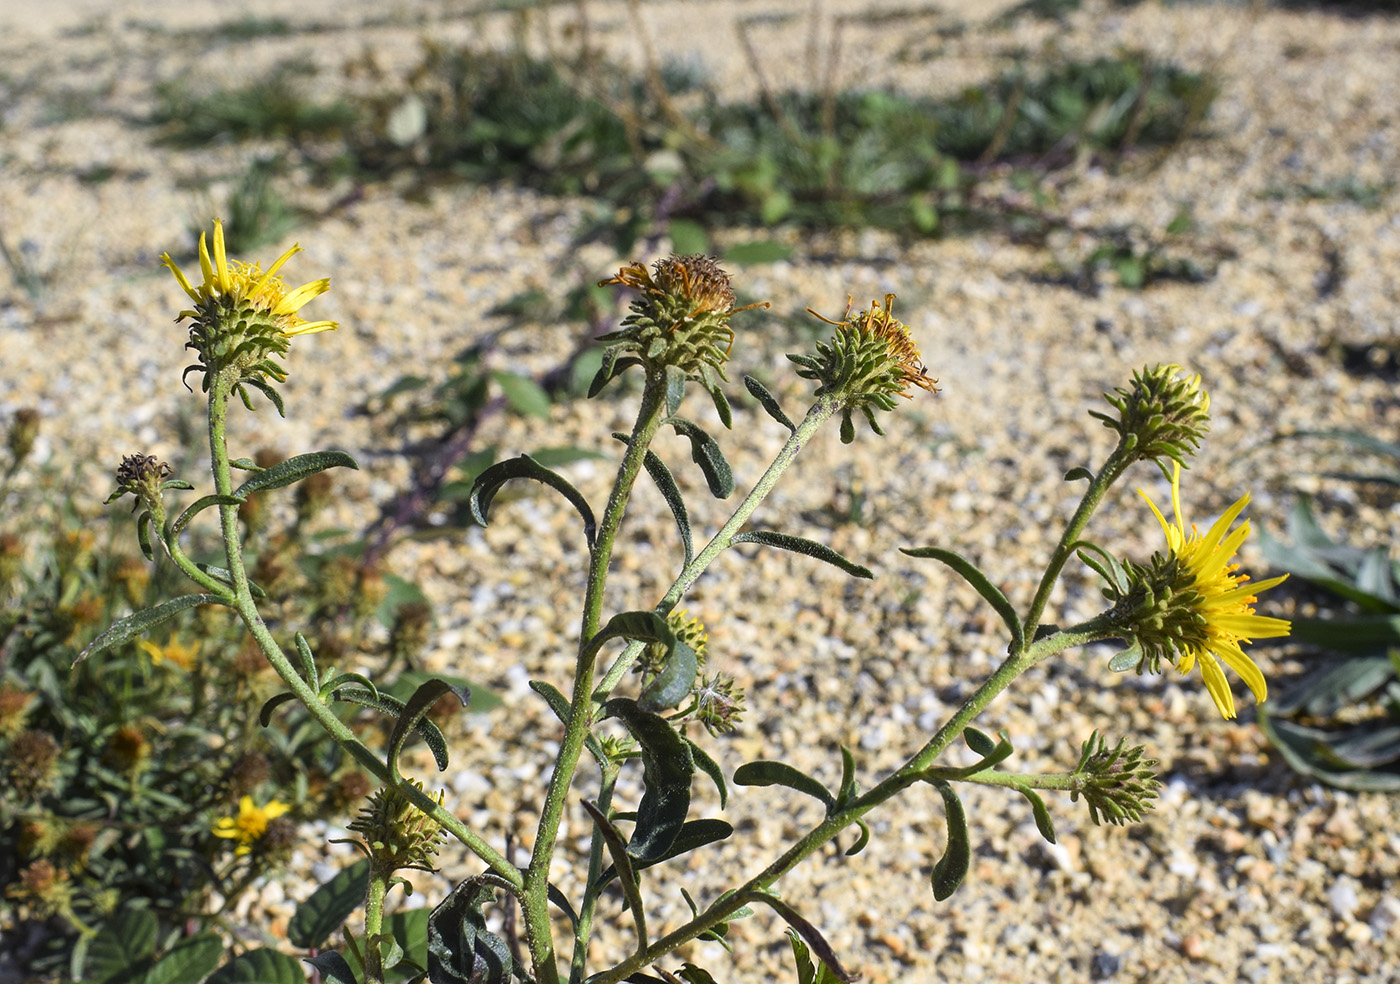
258;692;299;727
469;453;596;547
733;760;835;811
582;800;648;945
686;738;728;808
743;375;796;433
75;593;224;666
137;509;155;561
530;679;606;764
931;779;970;901
304;951;358;984
427;878;518;984
836;744;859;808
901;546;1023;650
601;698;695;860
597;818;734;889
82;908;156;984
288;858;370;949
581;611;672;666
638;638;697;713
665;417;734;498
738;892;856;982
387;677;470;778
615;433;694;567
734;531;873;579
293;631;319;688
332;687;451;772
844;818;871;857
232;450;359;498
168;493;245;539
1014;783;1057;844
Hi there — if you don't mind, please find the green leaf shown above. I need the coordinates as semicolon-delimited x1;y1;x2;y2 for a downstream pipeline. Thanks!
75;593;224;666
638;638;698;713
686;738;728;808
195;564;266;598
741;893;855;982
231;450;359;499
258;692;299;726
375;574;430;630
612;433;693;567
596;818;734;889
1269;656;1394;717
387;677;470;778
304;951;360;984
665;364;688;416
168;493;245;539
743;375;795;433
901;546;1024;650
386;907;431;972
206;948;306;984
724;240;792;265
601;698;695;861
389;669;501;714
665;417;734;498
1260;710;1400;792
733;761;835;811
1290;615;1400;652
331;687;452;772
294;631;319;688
137;509;155;560
707;381;733;430
582;800;648;944
426;878;518;984
786;928;845;984
1015;784;1056;844
677;965;722;984
140;934;223;984
581;611;672;665
530;679;606;764
1064;466;1093;482
734;531;873;579
83;908;156;984
836;745;859;807
844;819;871;857
930;779;970;901
491;370;552;419
469;453;597;547
288;858;371;949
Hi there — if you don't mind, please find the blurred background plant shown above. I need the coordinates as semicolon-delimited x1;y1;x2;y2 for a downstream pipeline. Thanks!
0;409;483;982
1258;429;1400;791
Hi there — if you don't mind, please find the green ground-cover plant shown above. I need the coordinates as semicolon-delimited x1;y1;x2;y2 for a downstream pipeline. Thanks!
0;407;466;981
64;220;1291;983
1258;430;1400;791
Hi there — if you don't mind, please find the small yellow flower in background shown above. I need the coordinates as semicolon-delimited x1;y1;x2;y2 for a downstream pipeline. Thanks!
137;633;199;670
1130;462;1290;719
212;795;291;856
161;219;336;394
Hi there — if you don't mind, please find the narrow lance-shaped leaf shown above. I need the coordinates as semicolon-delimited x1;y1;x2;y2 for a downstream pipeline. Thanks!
387;677;470;778
595;818;734;889
743;375;796;433
304;952;359;984
930;779;970;901
469;453;597;547
1014;783;1057;844
529;679;607;764
331;687;451;772
581;611;672;666
737;891;858;983
733;761;836;811
902;546;1024;650
665;416;735;498
293;632;319;688
686;738;727;808
581;800;648;946
601;698;695;861
232;450;358;498
734;531;873;580
75;593;225;666
167;493;245;540
665;364;687;416
615;434;695;568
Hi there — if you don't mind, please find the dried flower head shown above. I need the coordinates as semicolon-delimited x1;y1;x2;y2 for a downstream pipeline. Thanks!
595;255;766;392
106;453;178;514
1091;364;1210;469
348;780;446;872
212;795;292;856
5;729;61;799
0;685;34;741
1114;462;1290;719
790;294;937;443
692;673;746;737
162;218;336;397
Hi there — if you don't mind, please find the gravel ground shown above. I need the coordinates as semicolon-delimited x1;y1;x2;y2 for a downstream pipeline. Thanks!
3;1;1400;982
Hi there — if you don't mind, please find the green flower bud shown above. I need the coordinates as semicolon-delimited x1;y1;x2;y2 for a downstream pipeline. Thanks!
1070;731;1160;826
347;781;446;873
1090;364;1210;468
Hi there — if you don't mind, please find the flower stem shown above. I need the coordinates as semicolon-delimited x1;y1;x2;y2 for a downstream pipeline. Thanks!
594;397;839;696
363;862;390;984
523;376;669;984
203;372;520;886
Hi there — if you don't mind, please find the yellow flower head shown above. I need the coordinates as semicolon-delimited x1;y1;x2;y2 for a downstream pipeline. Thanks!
161;219;336;397
1126;462;1290;719
137;633;199;670
212;795;291;856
